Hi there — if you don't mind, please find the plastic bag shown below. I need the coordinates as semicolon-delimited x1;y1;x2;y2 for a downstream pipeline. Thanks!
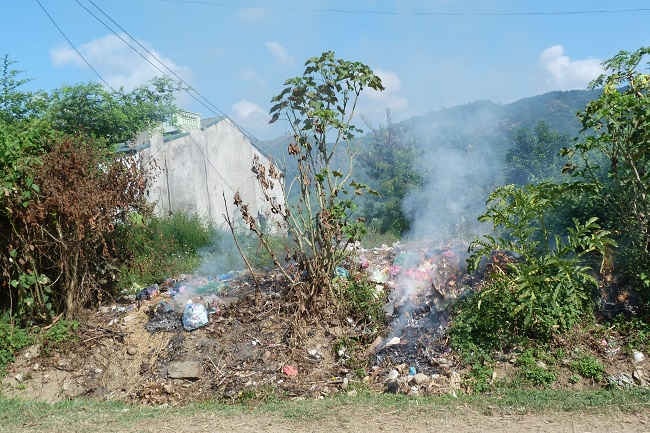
182;301;208;331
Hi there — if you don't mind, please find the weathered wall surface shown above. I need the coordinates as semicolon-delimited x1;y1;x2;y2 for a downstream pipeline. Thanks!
141;119;283;230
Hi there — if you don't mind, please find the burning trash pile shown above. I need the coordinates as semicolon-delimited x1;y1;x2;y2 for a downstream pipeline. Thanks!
357;241;474;394
138;271;250;333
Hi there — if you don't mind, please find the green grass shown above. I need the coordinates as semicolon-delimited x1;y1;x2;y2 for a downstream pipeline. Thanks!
2;388;649;431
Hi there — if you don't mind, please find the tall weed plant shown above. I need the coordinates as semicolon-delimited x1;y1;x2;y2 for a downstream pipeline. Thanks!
451;183;615;353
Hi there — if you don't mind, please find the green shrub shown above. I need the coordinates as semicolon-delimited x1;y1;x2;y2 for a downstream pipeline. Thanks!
335;276;386;332
116;213;215;289
516;349;557;387
571;355;605;381
0;317;32;375
466;363;494;393
451;183;615;353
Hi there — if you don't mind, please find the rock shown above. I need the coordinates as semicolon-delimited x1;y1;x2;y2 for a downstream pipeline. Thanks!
22;344;40;360
126;346;138;356
261;350;272;363
632;350;646;363
386;369;399;381
167;361;202;379
411;373;429;386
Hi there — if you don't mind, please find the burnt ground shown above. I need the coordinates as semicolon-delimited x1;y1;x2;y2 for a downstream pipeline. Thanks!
2;243;649;404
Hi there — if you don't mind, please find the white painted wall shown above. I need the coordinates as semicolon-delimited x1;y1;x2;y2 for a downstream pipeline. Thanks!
141;118;283;230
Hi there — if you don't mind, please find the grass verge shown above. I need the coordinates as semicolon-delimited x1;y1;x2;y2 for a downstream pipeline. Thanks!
1;388;649;431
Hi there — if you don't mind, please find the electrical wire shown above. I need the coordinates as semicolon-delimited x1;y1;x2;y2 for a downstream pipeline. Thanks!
76;0;264;143
152;1;650;17
33;0;114;90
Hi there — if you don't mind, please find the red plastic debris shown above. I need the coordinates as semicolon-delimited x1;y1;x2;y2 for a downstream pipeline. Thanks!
282;365;298;377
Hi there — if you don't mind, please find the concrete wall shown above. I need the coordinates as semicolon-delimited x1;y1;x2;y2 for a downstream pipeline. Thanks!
141;118;283;230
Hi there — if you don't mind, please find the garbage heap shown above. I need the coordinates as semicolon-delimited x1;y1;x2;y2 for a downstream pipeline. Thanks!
357;241;473;393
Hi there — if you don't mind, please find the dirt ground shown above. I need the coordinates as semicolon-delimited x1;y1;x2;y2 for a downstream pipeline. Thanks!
3;404;649;433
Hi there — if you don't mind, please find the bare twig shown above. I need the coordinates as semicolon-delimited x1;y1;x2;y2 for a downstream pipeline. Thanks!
222;192;260;292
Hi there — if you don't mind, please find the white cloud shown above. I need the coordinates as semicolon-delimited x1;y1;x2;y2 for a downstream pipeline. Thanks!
238;7;266;23
231;99;274;137
539;45;602;90
50;33;190;90
265;41;294;65
360;68;409;122
239;67;266;87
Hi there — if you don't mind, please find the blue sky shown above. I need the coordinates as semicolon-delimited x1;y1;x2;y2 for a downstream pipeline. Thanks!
2;0;649;138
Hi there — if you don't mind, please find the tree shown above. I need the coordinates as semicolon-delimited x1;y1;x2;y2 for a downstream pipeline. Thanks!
359;110;423;235
505;122;570;185
235;51;383;316
45;78;178;145
564;46;650;290
0;57;177;321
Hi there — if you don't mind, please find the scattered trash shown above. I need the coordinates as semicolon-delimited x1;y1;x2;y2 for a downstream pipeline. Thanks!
608;373;635;387
632;350;646;363
334;266;349;279
136;284;159;302
145;301;181;333
182;301;209;331
409;366;417;376
386;369;399;381
282;365;298;377
384;337;401;347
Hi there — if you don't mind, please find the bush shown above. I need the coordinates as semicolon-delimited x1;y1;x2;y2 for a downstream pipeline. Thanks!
451;183;615;353
571;354;605;382
116;213;215;289
335;275;386;332
0;317;32;375
516;349;557;387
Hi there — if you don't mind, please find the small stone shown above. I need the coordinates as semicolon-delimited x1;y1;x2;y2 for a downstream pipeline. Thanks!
386;369;399;381
23;344;40;360
536;360;548;370
341;377;349;390
126;346;137;356
261;350;272;363
32;363;40;371
632;350;646;363
167;361;202;379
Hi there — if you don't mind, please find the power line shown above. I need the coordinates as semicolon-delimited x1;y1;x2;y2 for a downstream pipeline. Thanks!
33;0;114;90
152;1;650;16
76;0;262;143
74;0;222;118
